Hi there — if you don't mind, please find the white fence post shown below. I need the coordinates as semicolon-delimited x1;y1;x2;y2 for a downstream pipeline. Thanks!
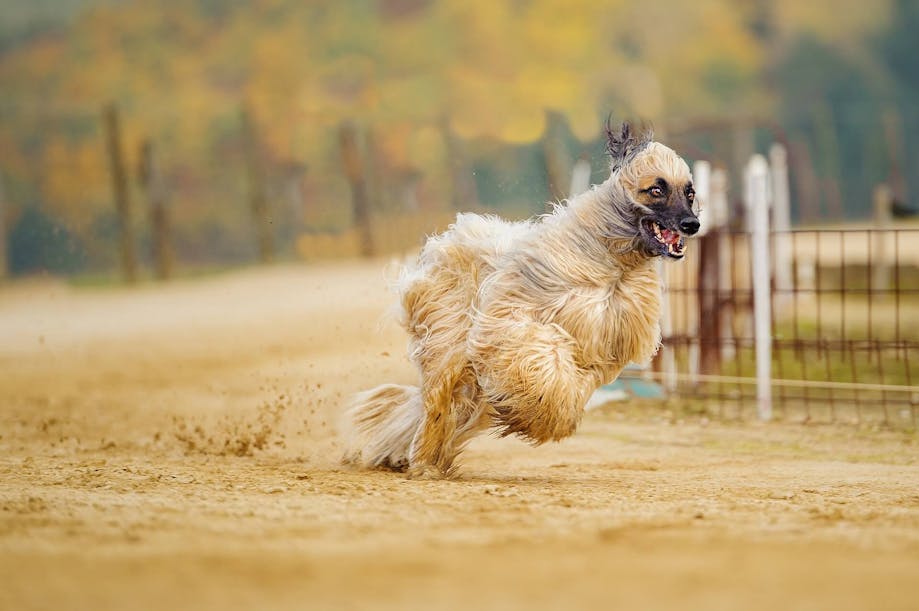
658;258;678;393
686;160;712;382
872;183;892;294
708;168;733;361
745;155;772;421
694;160;712;236
770;143;792;308
568;158;591;199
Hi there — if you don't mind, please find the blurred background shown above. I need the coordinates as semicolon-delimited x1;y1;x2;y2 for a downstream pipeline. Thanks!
3;7;919;607
0;0;917;281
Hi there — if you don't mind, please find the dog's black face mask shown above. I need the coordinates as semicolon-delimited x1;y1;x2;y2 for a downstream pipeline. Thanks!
635;177;700;259
604;120;699;260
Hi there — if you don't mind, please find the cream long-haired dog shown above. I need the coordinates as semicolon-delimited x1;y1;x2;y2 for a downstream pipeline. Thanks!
344;122;700;478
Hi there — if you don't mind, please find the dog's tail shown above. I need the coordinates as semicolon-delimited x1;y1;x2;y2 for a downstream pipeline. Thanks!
342;384;423;471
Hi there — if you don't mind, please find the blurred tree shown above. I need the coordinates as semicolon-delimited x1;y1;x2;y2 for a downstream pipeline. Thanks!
339;121;375;257
0;0;914;275
240;104;274;263
138;139;173;280
876;0;919;204
103;103;138;283
775;35;889;218
0;172;7;279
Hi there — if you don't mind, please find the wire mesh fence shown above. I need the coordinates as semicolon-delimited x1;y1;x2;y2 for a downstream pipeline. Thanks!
654;227;919;427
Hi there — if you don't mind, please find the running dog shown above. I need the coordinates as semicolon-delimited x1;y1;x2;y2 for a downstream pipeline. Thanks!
344;121;700;478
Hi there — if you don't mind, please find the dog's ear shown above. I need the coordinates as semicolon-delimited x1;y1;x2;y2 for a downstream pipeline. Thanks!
606;119;653;170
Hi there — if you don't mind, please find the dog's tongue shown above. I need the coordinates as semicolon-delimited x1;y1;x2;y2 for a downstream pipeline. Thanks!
660;229;680;245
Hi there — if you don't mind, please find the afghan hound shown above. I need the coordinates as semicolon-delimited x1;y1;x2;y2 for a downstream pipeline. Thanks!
344;121;700;478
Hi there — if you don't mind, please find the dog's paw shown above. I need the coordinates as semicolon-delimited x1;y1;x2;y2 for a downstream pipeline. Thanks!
406;464;445;480
340;451;360;466
379;455;409;473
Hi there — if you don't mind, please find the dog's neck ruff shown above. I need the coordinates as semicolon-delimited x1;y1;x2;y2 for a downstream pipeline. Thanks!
518;183;664;373
541;178;655;276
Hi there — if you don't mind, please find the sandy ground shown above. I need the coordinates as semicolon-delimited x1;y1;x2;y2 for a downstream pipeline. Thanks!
1;261;917;611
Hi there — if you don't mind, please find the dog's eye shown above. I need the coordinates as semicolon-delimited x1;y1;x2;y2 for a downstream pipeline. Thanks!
686;189;695;202
649;186;664;198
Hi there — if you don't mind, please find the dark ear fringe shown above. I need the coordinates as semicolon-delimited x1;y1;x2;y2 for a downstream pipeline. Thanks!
605;117;654;170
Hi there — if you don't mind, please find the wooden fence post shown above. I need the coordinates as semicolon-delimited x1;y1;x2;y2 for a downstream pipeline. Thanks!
103;103;138;284
789;139;819;224
745;155;772;421
138;140;172;280
363;127;384;214
241;105;274;263
339;121;375;258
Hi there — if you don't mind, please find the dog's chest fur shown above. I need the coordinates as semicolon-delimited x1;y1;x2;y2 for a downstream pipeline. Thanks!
552;262;661;370
519;254;662;379
475;221;663;387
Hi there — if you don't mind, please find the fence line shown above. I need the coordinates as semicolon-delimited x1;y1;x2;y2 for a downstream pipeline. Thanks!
657;144;918;427
630;370;919;394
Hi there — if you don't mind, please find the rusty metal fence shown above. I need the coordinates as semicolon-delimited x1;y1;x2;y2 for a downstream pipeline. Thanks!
652;226;919;427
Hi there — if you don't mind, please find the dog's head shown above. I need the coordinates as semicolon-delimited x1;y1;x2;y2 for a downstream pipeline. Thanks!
606;121;700;259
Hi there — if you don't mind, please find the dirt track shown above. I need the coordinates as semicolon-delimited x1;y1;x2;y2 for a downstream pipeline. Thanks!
1;261;918;611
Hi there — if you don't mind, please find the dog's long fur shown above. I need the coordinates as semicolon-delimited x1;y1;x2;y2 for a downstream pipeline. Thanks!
344;123;698;478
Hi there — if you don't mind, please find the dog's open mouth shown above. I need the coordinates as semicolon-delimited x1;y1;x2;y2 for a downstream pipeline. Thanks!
644;220;686;258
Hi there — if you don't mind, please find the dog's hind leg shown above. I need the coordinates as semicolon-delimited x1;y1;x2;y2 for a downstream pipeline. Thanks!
406;351;470;479
424;366;491;478
343;384;423;471
395;219;497;477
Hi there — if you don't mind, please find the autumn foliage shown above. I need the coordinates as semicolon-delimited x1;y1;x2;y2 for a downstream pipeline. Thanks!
0;0;913;275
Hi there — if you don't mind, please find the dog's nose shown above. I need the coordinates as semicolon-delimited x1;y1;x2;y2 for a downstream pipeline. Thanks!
680;217;700;235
